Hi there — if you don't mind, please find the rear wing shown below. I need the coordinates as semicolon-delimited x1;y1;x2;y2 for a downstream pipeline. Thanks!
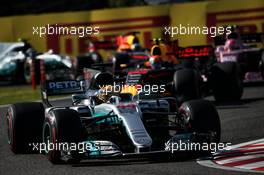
41;80;85;107
240;33;264;44
129;52;150;60
177;45;214;59
93;40;116;50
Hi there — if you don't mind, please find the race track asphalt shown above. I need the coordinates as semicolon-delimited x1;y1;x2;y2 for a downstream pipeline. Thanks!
0;85;264;175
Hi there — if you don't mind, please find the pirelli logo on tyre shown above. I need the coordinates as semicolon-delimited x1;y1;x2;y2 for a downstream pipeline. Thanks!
206;7;264;43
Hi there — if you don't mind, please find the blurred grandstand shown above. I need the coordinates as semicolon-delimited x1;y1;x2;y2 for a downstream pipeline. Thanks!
0;0;212;17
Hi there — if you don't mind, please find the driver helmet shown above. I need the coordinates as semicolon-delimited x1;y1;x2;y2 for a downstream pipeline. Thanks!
149;55;162;69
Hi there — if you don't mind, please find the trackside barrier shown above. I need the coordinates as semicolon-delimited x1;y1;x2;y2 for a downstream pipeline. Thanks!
31;59;46;90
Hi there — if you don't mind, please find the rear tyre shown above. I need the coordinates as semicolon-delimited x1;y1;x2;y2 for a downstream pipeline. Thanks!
90;72;114;89
43;109;82;164
13;60;25;84
113;53;130;71
173;69;201;105
260;52;264;79
179;99;221;143
210;62;243;101
6;102;44;153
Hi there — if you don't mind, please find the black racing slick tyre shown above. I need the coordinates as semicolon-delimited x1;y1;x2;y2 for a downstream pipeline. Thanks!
6;102;45;153
43;109;82;164
261;52;264;79
113;53;130;71
210;62;243;102
173;69;201;105
179;99;221;143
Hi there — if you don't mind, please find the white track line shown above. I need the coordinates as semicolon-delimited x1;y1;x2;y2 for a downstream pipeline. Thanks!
226;139;264;150
215;154;264;165
198;160;264;174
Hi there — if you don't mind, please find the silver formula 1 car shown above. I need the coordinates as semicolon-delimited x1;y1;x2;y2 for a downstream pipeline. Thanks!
6;72;221;164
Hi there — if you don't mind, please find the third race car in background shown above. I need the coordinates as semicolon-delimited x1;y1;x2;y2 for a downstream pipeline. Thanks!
214;29;264;82
0;40;74;84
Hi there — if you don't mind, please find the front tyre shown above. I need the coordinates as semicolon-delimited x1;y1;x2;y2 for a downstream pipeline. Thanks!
179;99;221;143
43;109;82;164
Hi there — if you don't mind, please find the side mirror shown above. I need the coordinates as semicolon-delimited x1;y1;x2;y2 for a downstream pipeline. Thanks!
108;96;121;105
79;80;87;91
72;94;87;105
88;96;97;113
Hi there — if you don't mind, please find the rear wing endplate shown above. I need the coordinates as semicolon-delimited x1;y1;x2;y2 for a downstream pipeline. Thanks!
41;80;85;107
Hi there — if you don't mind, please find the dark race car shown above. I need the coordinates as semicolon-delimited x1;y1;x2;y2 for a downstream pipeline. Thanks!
126;41;243;102
176;45;244;102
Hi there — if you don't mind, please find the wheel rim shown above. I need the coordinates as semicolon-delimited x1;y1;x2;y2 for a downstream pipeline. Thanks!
6;114;12;144
24;63;31;82
43;123;52;154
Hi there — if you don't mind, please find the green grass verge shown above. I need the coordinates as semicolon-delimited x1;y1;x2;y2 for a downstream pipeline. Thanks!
0;85;71;105
0;85;41;105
